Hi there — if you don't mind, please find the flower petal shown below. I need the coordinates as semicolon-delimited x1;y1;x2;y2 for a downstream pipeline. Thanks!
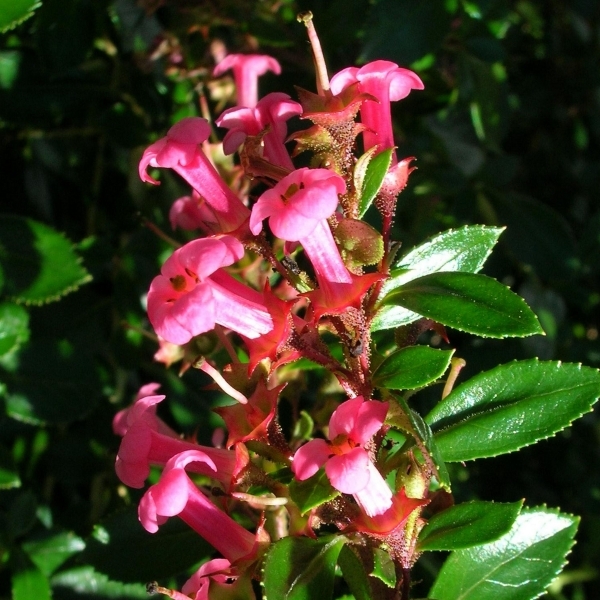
292;438;331;481
325;447;370;494
354;400;388;445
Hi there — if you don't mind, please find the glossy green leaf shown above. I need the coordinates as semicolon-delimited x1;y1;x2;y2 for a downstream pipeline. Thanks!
80;507;212;583
51;566;148;599
0;302;29;368
289;468;340;515
425;360;600;462
429;507;579;600
379;272;542;338
371;548;396;587
0;0;40;33
263;535;346;600
0;216;91;305
418;500;523;551
12;563;51;600
23;529;85;576
338;545;373;600
386;397;450;491
372;225;504;331
373;346;454;390
357;147;393;218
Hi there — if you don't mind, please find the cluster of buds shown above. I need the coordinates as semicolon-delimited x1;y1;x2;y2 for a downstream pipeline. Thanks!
115;13;431;599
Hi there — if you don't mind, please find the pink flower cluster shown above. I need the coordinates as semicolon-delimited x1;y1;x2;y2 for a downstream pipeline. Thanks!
118;40;427;598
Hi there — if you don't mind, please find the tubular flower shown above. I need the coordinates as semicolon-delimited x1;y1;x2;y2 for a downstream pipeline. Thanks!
216;92;302;170
181;558;254;600
139;450;257;564
114;391;246;489
250;168;381;317
146;236;274;345
213;53;281;108
330;60;424;160
292;397;391;517
169;190;219;233
139;117;249;233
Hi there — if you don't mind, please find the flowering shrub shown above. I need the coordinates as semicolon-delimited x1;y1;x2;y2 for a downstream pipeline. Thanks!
109;13;600;600
1;3;599;600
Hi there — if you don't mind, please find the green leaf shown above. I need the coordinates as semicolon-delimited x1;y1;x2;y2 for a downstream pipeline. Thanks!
379;272;542;338
356;147;393;218
418;500;523;551
263;535;346;600
0;443;21;489
371;548;396;587
2;339;101;425
0;0;40;33
338;545;373;600
0;215;91;305
372;225;504;331
289;469;340;515
22;529;85;576
12;563;51;600
373;346;454;390
0;302;29;368
429;507;579;600
51;566;148;599
425;360;600;462
80;507;212;583
386;397;450;491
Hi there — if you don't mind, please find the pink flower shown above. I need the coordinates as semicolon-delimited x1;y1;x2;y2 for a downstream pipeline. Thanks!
292;397;391;517
330;60;423;161
213;53;281;108
182;558;253;600
216;92;302;170
139;117;249;233
146;236;273;345
250;168;382;317
114;391;246;489
169;190;219;233
139;450;257;563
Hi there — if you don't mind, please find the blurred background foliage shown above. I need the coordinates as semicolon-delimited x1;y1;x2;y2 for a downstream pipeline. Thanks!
0;0;598;598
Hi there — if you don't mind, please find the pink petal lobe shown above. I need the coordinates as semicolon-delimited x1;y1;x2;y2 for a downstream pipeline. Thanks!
328;397;364;440
325;447;370;494
292;438;331;481
354;400;389;445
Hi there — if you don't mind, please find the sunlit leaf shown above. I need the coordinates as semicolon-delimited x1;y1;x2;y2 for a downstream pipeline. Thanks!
425;360;600;461
263;535;346;600
429;507;579;600
51;566;148;599
373;225;504;331
0;216;91;305
12;563;51;600
418;500;523;551
356;147;393;218
0;0;40;33
373;346;454;390
379;272;542;338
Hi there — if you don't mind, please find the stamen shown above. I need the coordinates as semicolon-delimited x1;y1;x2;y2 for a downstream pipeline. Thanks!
297;11;331;97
